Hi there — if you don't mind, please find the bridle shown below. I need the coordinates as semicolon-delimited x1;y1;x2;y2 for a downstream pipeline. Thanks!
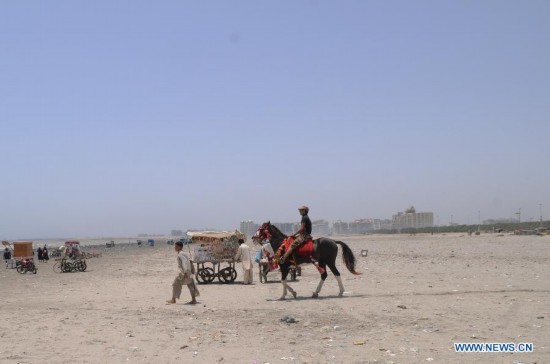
252;223;272;244
252;222;286;261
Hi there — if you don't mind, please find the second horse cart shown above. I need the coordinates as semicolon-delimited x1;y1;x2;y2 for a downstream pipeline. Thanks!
187;231;246;284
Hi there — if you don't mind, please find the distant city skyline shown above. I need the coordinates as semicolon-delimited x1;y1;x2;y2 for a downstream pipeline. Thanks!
1;204;546;240
1;203;546;240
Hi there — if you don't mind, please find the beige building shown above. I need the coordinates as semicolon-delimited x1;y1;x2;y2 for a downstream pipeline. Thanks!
392;207;434;229
349;219;373;234
239;220;259;239
333;220;349;234
312;219;330;236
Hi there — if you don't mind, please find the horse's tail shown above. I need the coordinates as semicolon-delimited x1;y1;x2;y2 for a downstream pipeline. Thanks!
335;241;361;275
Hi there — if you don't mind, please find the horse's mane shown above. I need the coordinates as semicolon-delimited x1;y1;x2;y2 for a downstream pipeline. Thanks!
267;223;287;238
262;222;287;252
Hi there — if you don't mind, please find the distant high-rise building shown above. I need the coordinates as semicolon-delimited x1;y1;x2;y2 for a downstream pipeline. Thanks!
378;219;394;230
312;219;330;236
392;207;433;229
239;220;259;239
333;220;349;235
170;230;183;236
349;219;373;234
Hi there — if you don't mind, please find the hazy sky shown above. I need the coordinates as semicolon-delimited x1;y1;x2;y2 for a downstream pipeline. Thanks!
1;1;549;239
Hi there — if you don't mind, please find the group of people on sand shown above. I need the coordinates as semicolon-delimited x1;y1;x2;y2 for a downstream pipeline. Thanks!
166;205;312;305
37;245;49;262
3;244;52;267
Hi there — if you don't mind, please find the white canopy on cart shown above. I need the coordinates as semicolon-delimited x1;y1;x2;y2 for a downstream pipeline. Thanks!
186;230;246;243
186;230;246;262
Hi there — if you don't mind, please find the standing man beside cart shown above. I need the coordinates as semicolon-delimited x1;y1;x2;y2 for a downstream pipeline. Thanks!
235;239;253;284
167;241;200;304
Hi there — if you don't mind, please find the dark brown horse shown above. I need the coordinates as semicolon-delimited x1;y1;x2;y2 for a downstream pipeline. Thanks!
253;221;360;299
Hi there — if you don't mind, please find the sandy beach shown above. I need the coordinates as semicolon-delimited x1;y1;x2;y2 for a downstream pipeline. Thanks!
1;233;548;364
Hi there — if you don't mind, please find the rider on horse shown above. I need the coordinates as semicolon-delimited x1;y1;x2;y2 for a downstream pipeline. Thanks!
281;205;312;263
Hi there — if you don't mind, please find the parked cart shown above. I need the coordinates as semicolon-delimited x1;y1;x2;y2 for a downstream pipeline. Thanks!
52;241;87;273
187;231;246;284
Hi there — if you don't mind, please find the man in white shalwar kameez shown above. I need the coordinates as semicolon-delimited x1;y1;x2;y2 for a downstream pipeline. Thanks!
167;241;199;304
234;239;253;284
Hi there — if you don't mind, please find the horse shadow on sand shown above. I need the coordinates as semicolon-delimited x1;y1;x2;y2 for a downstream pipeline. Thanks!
266;293;369;302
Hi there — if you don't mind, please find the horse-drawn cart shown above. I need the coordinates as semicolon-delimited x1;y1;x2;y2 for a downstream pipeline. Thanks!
187;231;245;284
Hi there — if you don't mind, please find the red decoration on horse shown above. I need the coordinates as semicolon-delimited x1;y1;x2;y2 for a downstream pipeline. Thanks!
277;236;314;259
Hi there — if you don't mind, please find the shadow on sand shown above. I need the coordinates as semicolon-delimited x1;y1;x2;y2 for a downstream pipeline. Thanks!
266;293;369;302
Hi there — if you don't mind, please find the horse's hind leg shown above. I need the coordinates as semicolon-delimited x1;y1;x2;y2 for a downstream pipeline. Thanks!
312;263;328;298
327;262;345;297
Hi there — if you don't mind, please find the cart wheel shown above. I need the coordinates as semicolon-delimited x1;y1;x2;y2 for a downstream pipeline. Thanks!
32;267;37;274
217;267;229;283
53;262;62;273
218;267;237;283
77;260;87;272
196;267;215;284
17;265;27;274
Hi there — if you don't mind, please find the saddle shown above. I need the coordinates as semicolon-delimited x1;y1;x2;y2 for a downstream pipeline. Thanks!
278;236;314;258
276;237;325;274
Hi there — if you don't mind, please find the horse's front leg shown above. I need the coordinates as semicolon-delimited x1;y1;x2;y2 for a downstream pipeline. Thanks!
312;263;328;298
281;280;297;300
280;266;296;300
